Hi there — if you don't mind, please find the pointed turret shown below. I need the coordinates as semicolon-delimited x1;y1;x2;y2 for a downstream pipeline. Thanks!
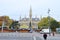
20;16;21;21
29;6;32;19
19;15;21;24
35;14;37;18
40;15;42;20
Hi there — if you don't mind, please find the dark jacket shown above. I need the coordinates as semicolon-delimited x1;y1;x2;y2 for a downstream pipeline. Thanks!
43;33;47;39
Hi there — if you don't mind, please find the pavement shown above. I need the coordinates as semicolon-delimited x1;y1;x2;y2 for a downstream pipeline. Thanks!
0;32;60;40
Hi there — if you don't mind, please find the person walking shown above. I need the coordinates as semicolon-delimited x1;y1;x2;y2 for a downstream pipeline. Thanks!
52;32;55;36
43;33;47;40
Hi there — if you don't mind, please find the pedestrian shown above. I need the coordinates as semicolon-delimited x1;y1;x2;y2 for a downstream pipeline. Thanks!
52;32;55;36
43;33;47;40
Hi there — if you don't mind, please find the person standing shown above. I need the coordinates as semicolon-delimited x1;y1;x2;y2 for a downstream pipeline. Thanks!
43;33;47;40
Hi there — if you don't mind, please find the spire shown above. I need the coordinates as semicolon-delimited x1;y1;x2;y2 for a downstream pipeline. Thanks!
24;14;26;21
25;14;26;19
29;6;32;19
40;15;42;20
19;15;21;21
29;6;32;31
35;14;37;18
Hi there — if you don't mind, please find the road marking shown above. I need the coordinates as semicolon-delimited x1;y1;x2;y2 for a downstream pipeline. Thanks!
33;36;36;40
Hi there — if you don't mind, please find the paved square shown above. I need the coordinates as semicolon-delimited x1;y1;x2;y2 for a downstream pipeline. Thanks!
0;32;60;40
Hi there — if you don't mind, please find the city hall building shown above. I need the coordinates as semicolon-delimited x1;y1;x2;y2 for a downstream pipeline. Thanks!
19;7;40;30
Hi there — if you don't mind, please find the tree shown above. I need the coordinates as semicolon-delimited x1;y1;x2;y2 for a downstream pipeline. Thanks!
0;16;13;28
58;22;60;28
38;17;59;31
50;20;59;31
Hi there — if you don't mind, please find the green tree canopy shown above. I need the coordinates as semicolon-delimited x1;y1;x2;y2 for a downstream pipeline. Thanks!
38;17;59;31
58;22;60;28
0;16;13;27
50;20;59;31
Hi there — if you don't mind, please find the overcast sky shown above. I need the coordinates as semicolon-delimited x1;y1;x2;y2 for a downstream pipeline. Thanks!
0;0;60;21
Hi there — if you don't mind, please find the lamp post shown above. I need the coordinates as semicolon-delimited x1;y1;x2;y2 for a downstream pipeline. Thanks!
48;9;51;36
2;20;5;32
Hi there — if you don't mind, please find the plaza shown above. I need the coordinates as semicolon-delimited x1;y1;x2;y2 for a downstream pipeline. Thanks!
0;32;60;40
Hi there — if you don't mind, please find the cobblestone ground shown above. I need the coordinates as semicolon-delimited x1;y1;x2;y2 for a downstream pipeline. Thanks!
0;32;60;40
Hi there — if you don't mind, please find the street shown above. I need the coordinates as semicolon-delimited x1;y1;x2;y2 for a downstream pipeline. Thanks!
0;32;60;40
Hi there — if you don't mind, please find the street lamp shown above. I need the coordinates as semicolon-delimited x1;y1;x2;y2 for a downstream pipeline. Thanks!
2;21;4;32
48;9;51;35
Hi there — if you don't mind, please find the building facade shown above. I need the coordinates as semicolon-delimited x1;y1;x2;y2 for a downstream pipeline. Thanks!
19;7;40;30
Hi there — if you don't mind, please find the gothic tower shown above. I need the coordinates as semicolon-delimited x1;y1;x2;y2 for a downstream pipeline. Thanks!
29;6;32;30
29;6;32;19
